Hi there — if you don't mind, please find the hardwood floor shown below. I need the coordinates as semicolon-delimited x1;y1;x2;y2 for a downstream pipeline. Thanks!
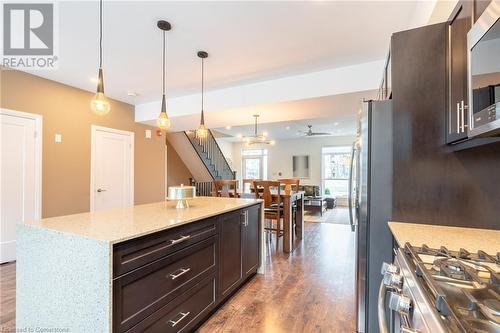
0;222;355;333
199;222;356;332
0;261;16;331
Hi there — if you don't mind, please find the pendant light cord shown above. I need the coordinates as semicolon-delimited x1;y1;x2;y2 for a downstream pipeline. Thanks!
99;0;103;68
162;30;166;95
201;57;204;111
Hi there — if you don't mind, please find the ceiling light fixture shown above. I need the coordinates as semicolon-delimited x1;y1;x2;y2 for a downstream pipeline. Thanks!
156;20;172;130
90;0;110;116
242;115;276;147
196;51;208;138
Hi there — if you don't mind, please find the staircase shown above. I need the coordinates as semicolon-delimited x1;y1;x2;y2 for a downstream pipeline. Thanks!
184;130;235;180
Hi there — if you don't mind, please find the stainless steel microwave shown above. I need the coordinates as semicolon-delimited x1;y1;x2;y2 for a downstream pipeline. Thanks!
467;0;500;138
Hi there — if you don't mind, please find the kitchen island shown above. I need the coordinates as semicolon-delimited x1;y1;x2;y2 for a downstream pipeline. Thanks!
16;197;263;332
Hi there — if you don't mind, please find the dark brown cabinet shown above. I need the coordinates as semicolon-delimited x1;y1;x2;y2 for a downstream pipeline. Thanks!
242;205;260;278
446;0;492;144
113;204;261;333
219;205;261;299
219;210;243;298
447;1;472;143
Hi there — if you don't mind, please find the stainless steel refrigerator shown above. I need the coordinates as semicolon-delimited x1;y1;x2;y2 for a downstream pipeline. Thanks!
350;100;393;333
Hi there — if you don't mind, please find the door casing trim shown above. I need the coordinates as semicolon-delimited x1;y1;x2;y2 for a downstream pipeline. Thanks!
0;108;43;220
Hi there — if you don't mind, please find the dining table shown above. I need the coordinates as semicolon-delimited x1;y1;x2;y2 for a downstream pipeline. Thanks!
278;190;305;253
241;189;304;253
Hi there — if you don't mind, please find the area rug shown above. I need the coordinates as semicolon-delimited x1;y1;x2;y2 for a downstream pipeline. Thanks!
304;207;350;225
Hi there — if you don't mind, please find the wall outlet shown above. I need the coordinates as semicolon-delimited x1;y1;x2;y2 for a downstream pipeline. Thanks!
145;129;152;139
55;134;62;143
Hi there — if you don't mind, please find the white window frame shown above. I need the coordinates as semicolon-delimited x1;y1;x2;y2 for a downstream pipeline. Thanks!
241;148;268;180
321;146;351;198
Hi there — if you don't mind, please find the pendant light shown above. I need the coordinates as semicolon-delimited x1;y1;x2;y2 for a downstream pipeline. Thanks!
242;115;276;146
157;20;172;130
195;51;208;139
90;0;111;116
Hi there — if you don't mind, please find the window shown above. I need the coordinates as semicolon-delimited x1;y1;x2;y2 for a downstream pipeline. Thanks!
321;146;351;198
242;148;268;180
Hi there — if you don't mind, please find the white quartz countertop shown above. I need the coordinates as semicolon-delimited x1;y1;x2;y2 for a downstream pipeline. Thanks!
21;197;262;244
388;221;500;254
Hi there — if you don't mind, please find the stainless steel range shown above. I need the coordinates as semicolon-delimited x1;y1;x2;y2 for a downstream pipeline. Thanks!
379;243;500;333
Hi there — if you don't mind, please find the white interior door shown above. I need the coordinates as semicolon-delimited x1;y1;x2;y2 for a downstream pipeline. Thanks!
1;110;41;263
91;126;134;211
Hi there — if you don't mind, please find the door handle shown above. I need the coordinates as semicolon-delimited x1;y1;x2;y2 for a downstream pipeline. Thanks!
241;210;248;227
170;235;191;245
168;267;191;280
461;100;468;132
348;143;356;232
168;311;191;327
456;102;461;134
97;188;106;193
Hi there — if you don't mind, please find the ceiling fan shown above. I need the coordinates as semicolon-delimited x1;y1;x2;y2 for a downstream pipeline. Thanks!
299;125;332;137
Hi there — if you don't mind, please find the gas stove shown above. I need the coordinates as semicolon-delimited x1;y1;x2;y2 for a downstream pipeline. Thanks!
380;243;500;333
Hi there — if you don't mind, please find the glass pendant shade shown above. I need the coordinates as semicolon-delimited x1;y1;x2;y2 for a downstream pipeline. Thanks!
91;68;110;116
196;123;208;138
157;94;171;130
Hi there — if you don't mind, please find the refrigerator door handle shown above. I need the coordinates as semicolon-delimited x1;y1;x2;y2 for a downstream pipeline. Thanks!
348;143;356;232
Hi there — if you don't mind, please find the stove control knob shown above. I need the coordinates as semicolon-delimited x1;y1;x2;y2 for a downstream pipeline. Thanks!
383;272;403;289
389;292;412;316
381;262;399;275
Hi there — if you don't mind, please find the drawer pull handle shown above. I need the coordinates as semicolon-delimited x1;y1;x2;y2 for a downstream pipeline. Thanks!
170;235;191;245
168;268;191;280
168;311;191;327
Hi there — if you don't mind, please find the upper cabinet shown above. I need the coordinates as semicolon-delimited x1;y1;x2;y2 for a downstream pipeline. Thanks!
446;0;492;144
378;50;392;100
446;1;473;143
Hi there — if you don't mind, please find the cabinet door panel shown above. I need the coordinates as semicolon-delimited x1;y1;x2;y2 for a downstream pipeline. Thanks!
447;1;472;143
219;210;243;298
242;205;260;277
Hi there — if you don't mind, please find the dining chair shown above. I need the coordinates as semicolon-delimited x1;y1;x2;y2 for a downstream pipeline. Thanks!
242;178;261;193
213;179;239;198
253;180;283;247
278;178;300;192
278;178;299;231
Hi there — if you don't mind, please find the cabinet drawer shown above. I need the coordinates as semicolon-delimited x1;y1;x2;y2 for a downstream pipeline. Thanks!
113;236;217;332
113;217;217;277
126;275;216;333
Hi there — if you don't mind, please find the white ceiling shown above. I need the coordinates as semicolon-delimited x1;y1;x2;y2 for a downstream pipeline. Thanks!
214;116;357;142
141;89;376;132
24;0;437;105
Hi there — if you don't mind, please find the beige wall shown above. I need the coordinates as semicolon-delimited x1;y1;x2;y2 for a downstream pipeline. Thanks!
166;139;193;188
1;69;168;218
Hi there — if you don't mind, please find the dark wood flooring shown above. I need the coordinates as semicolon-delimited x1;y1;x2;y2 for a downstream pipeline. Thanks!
0;222;355;333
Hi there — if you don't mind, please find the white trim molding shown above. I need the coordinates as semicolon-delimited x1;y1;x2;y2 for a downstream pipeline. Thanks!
0;108;43;220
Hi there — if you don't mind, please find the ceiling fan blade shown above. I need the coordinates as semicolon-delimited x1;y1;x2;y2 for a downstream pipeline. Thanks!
310;132;332;136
